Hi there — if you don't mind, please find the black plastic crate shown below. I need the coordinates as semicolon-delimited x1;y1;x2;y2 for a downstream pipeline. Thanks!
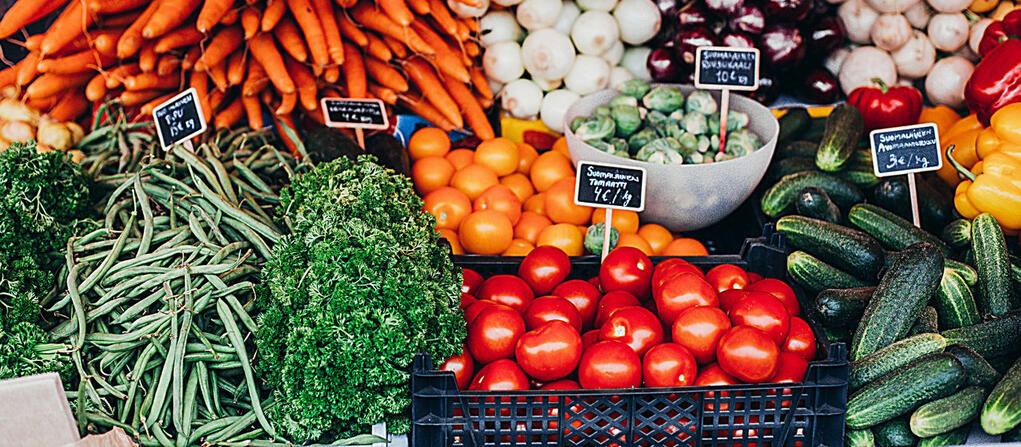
412;228;849;447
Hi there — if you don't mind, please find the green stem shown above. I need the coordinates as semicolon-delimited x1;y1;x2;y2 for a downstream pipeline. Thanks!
946;145;977;181
871;78;889;94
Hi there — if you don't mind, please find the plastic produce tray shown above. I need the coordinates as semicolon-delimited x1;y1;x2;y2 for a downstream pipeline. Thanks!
411;228;849;447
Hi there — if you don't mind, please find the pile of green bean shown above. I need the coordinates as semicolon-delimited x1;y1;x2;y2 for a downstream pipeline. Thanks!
43;130;308;446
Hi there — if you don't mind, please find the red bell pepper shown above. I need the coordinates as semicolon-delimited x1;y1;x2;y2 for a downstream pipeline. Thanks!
965;38;1021;126
978;21;1007;57
846;78;922;130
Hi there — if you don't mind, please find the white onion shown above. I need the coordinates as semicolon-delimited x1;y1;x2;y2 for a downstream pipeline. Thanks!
839;0;881;44
601;40;625;65
864;0;918;13
870;14;912;51
564;55;611;95
517;0;563;30
890;31;935;78
502;79;544;118
577;0;618;11
540;89;581;132
927;13;968;52
613;0;662;44
609;66;635;87
924;56;972;107
926;0;970;13
480;11;523;47
483;41;525;83
571;11;620;55
554;2;582;34
904;1;932;28
447;0;489;18
838;46;897;94
823;47;851;74
970;18;993;54
620;46;652;81
533;75;563;91
521;28;577;80
493;0;523;5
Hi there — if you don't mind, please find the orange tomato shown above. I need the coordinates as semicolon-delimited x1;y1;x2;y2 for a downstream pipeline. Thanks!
450;164;499;200
517;142;539;174
502;239;535;256
423;187;472;230
536;223;584;256
591;209;640;234
474;137;520;176
515;211;552;244
474;184;523;225
411;156;454;195
500;173;535;202
437;228;464;255
551;137;570;157
545;177;593;225
918;106;961;137
459;210;513;255
445;149;475;170
662;238;709;256
638;223;674;255
530;151;574;192
617;233;654;256
409;127;451;160
523;193;547;215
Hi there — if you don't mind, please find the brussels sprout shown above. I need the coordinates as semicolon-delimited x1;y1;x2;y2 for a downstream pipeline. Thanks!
588;139;616;154
711;134;720;151
585;223;619;255
675;132;698;153
609;137;629;154
593;105;612;117
642;86;685;113
627;127;658;154
708;110;751;135
576;116;615;141
609;95;639;108
723;128;761;157
569;116;589;133
685;151;705;164
613;150;631;158
696;135;711;153
668;109;685;121
611;105;642;137
617;79;650;99
646;110;668;126
714;152;737;162
681;111;709;135
636;138;684;165
662;120;685;140
685;90;717;115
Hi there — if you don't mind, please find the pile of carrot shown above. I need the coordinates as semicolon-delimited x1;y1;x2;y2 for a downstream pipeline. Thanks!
0;0;496;147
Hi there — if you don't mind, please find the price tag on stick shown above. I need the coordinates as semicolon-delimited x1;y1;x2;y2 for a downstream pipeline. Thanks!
694;47;760;156
153;88;207;151
869;123;942;227
574;161;647;260
321;97;389;149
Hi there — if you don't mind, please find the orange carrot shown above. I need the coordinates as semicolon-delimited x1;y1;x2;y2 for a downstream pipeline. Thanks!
142;0;202;39
271;113;301;156
262;0;287;31
407;0;430;14
282;56;317;111
49;91;89;121
208;88;226;112
455;20;469;42
380;0;414;26
248;32;296;94
428;0;458;37
181;46;201;70
16;52;40;87
117;1;160;58
0;63;19;86
286;0;330;67
85;73;107;101
157;54;180;76
443;77;494;139
351;3;434;55
336;10;368;46
274;19;309;63
139;42;158;72
194;26;244;71
243;59;268;96
215;96;244;128
342;43;366;99
464;41;479;58
100;10;143;28
275;91;296;115
105;64;140;88
241;8;260;38
476;92;492;109
89;0;146;13
37;50;115;74
364;34;392;62
91;29;126;57
410;20;469;83
335;0;358;6
139;92;174;115
124;72;181;91
323;64;339;83
40;1;96;56
382;35;407;58
25;95;60;112
120;89;166;106
220;7;240;25
241;93;264;129
25;35;42;52
190;70;213;122
208;58;229;91
309;0;344;65
403;57;462;127
400;95;454;131
197;0;235;32
26;72;93;99
368;83;397;104
0;0;70;40
364;57;408;92
470;66;492;101
227;50;246;86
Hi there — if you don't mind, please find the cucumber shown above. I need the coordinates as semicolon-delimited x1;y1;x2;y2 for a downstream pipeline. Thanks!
876;417;917;447
909;306;939;336
803;116;828;141
942;219;972;249
777;216;885;280
795;187;841;223
918;425;971;447
846;353;966;429
778;140;818;159
972;213;1017;317
850;333;948;390
945;259;978;286
837;163;882;188
815;103;864;172
778;107;812;143
848;204;952;258
851;242;944;361
815;287;874;328
873;178;954;235
941;313;1021;359
990;355;1017;374
981;356;1021;435
765;157;817;183
846;428;875;447
934;269;980;330
910;386;987;437
787;251;871;293
944;344;1001;388
761;172;865;218
1006;424;1021;442
823;325;852;342
852;149;873;165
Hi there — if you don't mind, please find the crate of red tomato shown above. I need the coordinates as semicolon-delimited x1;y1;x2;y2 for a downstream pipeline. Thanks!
411;228;849;447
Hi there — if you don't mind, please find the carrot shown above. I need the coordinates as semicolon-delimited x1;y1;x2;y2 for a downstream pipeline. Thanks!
37;50;115;74
285;0;330;67
410;20;470;83
248;32;295;94
85;73;108;101
364;57;408;92
428;0;458;37
336;10;368;46
194;26;244;71
0;0;70;40
16;52;40;87
364;34;392;62
154;26;204;53
208;88;226;112
400;95;454;131
240;93;264;129
120;89;167;106
262;0;287;31
221;7;240;25
243;59;268;96
403;57;461;127
197;0;235;32
335;0;358;6
351;3;434;55
26;72;93;99
190;70;213;122
464;41;479;58
26;95;60;112
470;66;492;101
342;44;367;99
105;64;140;88
48;91;89;121
40;1;96;56
0;63;19;87
382;35;407;58
275;91;296;115
476;92;492;109
25;35;42;52
88;0;146;13
463;17;479;33
407;0;430;14
443;77;493;139
124;72;181;91
142;0;202;39
208;58;229;91
117;1;160;58
181;46;201;70
139;42;158;72
214;96;244;128
308;0;344;65
139;92;174;116
87;29;125;57
322;64;338;83
227;51;246;86
283;56;317;110
241;8;260;38
368;83;397;104
157;55;180;76
380;0;414;26
100;10;142;28
274;19;309;63
271;113;301;156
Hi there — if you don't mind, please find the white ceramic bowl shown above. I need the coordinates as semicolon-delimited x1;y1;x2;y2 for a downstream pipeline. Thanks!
564;85;779;232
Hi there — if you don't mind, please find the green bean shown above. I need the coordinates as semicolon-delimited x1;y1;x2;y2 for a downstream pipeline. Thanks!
105;350;136;378
188;416;241;446
172;266;195;434
75;228;111;247
121;342;159;422
188;170;280;243
104;173;141;215
226;428;265;443
106;245;215;280
239;189;280;231
206;150;240;204
221;218;272;259
134;173;155;256
86;316;168;344
210;242;247;264
114;289;170;325
180;367;199;445
231;160;274;195
224;295;257;335
195;205;230;246
187;211;212;245
195;361;216;418
151;423;173;447
209;361;244;370
210;369;223;416
89;363;127;400
174;146;230;199
205;407;258;443
216;299;276;438
144;332;177;429
78;215;134;296
99;263;234;308
66;264;87;352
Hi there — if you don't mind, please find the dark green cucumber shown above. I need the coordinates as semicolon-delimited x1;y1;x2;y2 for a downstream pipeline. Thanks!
972;213;1017;317
837;162;882;188
778;107;812;143
848;204;952;258
944;344;1001;388
795;186;841;223
777;216;885;280
815;103;864;172
934;269;980;330
981;356;1021;435
846;353;966;429
873;178;954;234
917;425;971;447
990;355;1017;374
909;306;939;336
778;140;819;159
910;386;987;437
876;417;917;447
852;149;873;165
1005;424;1021;442
787;251;871;293
945;259;978;286
823;325;852;342
941;219;972;249
803;116;828;141
815;287;874;328
850;333;948;390
761;172;865;218
765;157;817;183
851;243;943;361
846;428;875;447
941;313;1021;359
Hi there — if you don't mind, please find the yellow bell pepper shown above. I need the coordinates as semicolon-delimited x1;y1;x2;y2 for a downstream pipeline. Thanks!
948;146;1021;231
938;129;980;187
976;128;1002;159
990;102;1021;145
942;114;983;141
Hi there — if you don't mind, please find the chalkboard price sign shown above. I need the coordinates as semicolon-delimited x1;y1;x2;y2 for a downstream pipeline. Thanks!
152;88;206;150
694;47;760;91
321;97;389;129
869;123;942;177
574;162;647;212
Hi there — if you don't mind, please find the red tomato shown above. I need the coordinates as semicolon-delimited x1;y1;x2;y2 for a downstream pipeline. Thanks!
477;275;535;314
467;305;526;364
469;358;530;391
705;264;750;292
595;290;640;328
653;272;719;327
729;293;791;345
598;306;664;356
581;330;600;349
515;321;583;381
460;292;476;310
518;246;571;295
441;345;475;390
578;340;642;389
463;300;498;325
553;280;601;330
524;296;582;331
642;343;698;388
782;317;817;361
746;278;800;316
599;247;654;299
539;379;581;430
652;258;704;290
694;363;739;410
747;272;764;283
671;306;731;364
770;352;809;383
716;326;779;383
463;268;483;295
718;289;749;312
588;276;601;288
